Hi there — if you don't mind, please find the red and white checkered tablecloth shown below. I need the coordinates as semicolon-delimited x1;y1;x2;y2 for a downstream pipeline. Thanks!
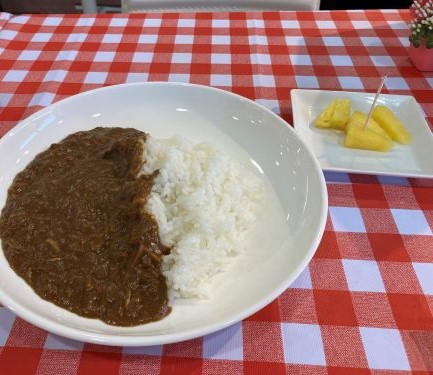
0;9;433;375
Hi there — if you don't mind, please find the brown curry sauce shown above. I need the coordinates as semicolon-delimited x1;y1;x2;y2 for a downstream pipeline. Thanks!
0;127;171;326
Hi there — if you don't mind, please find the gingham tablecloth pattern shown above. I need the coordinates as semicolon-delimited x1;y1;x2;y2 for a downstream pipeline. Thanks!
0;9;432;375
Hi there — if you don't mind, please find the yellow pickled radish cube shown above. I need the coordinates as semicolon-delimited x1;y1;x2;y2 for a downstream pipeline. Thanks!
330;98;351;130
371;105;412;144
314;101;336;128
344;121;393;152
347;111;391;139
315;99;351;130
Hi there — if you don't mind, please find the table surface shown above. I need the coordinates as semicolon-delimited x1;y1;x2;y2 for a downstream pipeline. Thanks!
0;8;432;375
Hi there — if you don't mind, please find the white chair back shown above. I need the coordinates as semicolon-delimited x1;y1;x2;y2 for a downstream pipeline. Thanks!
122;0;320;12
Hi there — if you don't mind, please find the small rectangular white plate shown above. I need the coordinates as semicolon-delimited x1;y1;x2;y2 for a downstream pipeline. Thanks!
291;89;433;178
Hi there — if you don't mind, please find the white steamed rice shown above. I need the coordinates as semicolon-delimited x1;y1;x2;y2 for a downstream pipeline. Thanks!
141;135;264;300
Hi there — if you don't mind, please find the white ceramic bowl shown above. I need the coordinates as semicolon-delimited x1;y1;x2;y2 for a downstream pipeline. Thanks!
0;82;327;346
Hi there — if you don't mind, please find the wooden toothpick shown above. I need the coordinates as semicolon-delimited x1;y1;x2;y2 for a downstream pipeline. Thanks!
363;75;387;130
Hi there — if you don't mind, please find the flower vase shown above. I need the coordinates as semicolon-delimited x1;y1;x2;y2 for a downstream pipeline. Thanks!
408;44;433;72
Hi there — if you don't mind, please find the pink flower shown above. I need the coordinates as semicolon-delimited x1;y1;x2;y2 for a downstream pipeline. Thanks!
410;0;432;21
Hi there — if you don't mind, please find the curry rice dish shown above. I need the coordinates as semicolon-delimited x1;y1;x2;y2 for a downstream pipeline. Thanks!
0;127;263;326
